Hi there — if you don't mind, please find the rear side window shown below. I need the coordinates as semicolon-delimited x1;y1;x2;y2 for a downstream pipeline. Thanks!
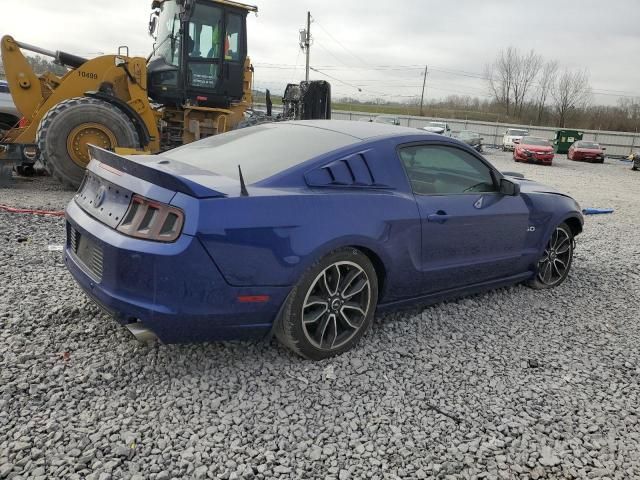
399;145;496;195
163;123;358;183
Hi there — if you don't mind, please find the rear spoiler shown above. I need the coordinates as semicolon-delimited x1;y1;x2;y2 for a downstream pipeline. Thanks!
88;145;227;198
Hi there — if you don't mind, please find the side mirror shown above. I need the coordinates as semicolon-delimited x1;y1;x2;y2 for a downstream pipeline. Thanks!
500;178;520;196
602;147;607;151
513;139;520;144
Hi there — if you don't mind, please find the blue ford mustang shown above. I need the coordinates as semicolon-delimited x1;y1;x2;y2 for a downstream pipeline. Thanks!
65;120;583;359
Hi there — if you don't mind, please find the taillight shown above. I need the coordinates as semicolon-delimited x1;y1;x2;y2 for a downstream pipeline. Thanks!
116;195;184;242
18;117;28;128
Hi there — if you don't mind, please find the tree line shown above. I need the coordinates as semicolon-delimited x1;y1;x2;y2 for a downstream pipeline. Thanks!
484;46;592;128
337;47;640;133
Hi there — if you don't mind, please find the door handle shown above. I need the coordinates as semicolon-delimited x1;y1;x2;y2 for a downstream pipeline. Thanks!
427;211;451;223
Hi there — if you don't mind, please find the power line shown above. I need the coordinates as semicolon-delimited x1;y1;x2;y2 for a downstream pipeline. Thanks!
313;19;371;67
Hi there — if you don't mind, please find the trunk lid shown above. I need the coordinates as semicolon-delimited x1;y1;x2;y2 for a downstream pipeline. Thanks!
88;146;237;199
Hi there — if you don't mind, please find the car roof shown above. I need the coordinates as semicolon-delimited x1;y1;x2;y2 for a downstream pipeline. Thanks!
288;120;429;140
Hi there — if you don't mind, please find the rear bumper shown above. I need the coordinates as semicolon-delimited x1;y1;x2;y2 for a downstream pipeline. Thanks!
64;199;290;343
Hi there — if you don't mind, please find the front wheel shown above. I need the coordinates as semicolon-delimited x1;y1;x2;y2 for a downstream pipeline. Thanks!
36;97;140;189
275;248;378;360
527;223;574;289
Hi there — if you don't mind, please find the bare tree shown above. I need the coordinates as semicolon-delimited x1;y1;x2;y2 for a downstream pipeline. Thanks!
486;47;542;117
485;47;518;115
551;69;591;127
512;50;543;116
535;60;559;124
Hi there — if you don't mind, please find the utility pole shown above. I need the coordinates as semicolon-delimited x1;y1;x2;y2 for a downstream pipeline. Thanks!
300;12;312;82
419;65;428;116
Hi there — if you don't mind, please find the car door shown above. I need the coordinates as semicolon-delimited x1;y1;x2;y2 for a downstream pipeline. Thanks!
398;143;531;293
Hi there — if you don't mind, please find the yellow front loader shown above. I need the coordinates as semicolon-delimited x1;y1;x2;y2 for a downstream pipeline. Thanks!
0;0;257;188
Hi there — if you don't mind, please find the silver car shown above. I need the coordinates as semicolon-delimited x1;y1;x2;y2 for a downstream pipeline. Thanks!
0;80;20;134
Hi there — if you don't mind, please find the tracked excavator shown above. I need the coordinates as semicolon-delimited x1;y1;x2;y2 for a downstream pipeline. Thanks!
0;0;331;188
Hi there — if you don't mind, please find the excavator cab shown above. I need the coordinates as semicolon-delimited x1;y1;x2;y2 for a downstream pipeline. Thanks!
147;0;255;108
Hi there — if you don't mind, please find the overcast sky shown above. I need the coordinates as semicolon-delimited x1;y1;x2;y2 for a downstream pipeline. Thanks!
3;0;639;105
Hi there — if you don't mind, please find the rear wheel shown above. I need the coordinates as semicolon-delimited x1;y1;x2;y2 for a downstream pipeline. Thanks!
527;223;574;289
275;248;378;360
36;97;139;189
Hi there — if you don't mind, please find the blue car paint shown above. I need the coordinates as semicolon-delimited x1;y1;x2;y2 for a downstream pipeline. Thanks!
65;122;583;344
65;200;288;342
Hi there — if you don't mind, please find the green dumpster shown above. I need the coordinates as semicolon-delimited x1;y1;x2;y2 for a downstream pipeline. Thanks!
553;129;584;154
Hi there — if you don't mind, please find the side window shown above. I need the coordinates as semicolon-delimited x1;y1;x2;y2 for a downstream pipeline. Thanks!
225;14;242;61
399;145;496;195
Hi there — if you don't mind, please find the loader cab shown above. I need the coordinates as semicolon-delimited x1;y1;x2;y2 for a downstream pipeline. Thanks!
147;0;255;108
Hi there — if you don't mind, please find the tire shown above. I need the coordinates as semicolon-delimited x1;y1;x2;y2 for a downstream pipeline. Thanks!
274;247;379;360
527;222;574;290
36;97;139;189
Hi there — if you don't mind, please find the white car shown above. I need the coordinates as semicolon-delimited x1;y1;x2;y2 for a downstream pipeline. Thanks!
422;121;452;136
502;128;529;151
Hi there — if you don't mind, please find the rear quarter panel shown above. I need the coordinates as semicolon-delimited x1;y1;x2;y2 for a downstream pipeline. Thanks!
196;137;423;302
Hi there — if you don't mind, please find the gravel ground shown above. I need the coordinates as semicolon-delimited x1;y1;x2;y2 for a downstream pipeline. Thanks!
1;151;639;480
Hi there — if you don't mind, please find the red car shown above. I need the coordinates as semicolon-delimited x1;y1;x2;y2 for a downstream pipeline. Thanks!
513;137;555;165
567;141;606;163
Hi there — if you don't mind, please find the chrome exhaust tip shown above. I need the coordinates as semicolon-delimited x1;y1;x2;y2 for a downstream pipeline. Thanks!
126;322;158;343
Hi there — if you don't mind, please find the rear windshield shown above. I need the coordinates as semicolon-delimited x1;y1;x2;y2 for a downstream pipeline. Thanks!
522;137;550;146
163;123;359;183
506;129;528;136
576;141;600;149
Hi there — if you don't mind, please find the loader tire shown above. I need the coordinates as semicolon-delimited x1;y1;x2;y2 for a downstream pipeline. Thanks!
36;97;139;189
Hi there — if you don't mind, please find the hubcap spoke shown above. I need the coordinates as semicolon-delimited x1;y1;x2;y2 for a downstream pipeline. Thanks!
315;314;331;345
343;277;368;299
555;236;569;250
543;262;553;283
553;259;566;276
303;306;328;325
340;269;363;297
339;301;367;330
304;296;328;309
323;265;341;296
338;310;359;329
